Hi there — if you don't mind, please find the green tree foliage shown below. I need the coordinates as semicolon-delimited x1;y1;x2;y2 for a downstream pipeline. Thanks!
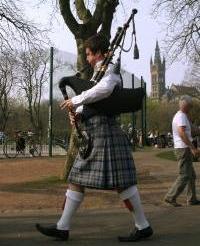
189;99;200;126
147;99;178;133
147;98;200;133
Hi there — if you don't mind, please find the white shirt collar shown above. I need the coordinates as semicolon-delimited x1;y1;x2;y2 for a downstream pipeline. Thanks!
94;60;103;71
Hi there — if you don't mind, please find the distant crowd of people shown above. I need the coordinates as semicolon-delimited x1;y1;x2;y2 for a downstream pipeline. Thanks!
147;131;174;148
119;125;175;149
120;123;143;149
120;124;200;155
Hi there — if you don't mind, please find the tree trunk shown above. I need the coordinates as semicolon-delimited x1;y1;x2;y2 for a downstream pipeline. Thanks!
61;128;78;181
76;38;93;80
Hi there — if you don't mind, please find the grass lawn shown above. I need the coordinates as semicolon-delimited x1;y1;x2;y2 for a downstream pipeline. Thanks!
0;176;65;193
156;150;176;161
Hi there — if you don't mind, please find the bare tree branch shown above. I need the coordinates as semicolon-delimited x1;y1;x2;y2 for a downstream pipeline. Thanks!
0;50;18;130
17;48;49;136
58;0;80;35
183;59;200;93
0;0;47;52
153;0;200;62
100;0;119;39
74;0;92;23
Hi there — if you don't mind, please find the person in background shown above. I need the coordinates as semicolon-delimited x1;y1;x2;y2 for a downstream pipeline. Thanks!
164;95;200;207
0;131;5;144
16;131;26;154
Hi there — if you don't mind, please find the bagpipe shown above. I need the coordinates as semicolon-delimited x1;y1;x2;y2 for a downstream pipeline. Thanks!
59;9;145;118
59;9;144;159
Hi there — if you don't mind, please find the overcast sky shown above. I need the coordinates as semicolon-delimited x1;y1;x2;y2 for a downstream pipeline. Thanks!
25;0;188;94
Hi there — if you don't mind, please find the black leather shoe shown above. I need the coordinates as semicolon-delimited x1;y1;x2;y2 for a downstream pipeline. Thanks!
35;223;69;241
118;226;153;242
188;200;200;205
164;198;182;207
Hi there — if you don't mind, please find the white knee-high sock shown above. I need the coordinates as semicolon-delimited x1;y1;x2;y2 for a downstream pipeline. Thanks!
57;190;84;230
120;185;149;230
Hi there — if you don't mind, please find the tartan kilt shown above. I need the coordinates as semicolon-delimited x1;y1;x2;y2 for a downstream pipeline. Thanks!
68;115;137;190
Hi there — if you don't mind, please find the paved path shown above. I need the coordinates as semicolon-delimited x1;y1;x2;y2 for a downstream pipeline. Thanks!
0;205;200;246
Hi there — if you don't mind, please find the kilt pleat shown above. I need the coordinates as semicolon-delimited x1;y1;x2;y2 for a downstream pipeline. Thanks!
68;115;137;189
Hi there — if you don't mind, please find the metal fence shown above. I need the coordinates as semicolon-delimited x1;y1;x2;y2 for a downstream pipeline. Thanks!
0;142;66;159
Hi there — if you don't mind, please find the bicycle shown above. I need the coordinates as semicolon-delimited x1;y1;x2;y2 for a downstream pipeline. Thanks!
3;131;41;158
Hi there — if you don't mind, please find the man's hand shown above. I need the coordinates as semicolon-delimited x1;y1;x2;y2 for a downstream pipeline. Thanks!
60;99;74;111
60;99;80;126
191;148;200;158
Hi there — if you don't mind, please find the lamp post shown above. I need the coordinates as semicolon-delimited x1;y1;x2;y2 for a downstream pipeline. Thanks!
141;76;146;146
48;47;53;157
132;74;135;129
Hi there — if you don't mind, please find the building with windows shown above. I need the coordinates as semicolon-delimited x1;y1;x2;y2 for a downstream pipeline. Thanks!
150;42;200;102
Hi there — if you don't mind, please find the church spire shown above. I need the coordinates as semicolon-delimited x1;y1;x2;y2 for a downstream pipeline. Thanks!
154;40;161;64
150;56;153;65
150;41;166;100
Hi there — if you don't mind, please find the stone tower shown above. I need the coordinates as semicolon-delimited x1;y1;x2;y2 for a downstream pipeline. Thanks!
150;41;166;100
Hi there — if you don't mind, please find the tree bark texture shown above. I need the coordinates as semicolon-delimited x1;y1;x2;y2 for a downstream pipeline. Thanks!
61;128;78;181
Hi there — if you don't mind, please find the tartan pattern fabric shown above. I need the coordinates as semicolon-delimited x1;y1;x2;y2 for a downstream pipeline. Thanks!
68;116;137;189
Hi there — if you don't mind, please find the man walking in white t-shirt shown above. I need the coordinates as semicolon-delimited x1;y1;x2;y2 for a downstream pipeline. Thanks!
164;95;200;207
